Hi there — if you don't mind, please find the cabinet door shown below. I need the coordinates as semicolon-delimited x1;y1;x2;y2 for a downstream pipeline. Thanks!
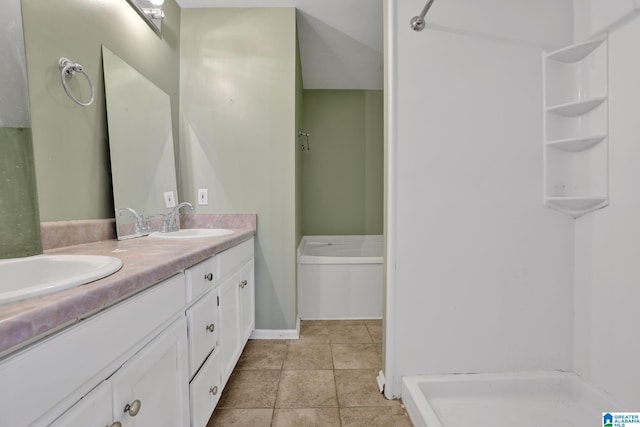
219;270;241;384
186;289;219;378
49;381;114;427
110;317;189;427
238;260;255;344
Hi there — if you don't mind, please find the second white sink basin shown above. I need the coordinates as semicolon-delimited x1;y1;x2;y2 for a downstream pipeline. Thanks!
0;254;123;305
149;228;234;240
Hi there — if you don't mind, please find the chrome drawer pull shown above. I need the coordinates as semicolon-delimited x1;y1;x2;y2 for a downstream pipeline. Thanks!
204;273;214;281
206;323;215;333
239;280;247;288
210;386;218;395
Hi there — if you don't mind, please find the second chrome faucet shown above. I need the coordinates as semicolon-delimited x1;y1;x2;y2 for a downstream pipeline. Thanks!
160;202;194;233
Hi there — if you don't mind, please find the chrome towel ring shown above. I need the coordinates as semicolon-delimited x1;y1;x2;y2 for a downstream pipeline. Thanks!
58;57;94;107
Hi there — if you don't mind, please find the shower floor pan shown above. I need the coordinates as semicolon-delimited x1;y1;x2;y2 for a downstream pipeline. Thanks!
402;371;621;427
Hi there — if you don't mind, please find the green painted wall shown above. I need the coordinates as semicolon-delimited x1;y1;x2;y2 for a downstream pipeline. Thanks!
20;0;181;221
301;90;383;236
180;8;299;330
0;128;41;258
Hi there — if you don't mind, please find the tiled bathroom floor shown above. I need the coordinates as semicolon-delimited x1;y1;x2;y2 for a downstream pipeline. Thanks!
207;319;413;426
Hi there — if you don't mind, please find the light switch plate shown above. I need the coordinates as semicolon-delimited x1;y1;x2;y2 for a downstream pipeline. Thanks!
164;191;176;208
198;189;208;205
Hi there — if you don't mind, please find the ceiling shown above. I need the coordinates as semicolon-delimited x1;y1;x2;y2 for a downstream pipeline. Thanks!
176;0;383;90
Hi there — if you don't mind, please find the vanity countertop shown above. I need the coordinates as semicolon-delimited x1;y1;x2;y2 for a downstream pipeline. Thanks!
0;216;256;358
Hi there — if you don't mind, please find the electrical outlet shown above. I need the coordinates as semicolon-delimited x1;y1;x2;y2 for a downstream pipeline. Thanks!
164;191;176;208
198;188;208;205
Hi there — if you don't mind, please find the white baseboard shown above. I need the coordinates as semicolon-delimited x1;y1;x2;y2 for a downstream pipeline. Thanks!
377;369;386;393
249;316;301;340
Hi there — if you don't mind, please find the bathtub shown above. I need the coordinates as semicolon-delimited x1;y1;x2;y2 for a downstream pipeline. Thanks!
297;235;383;319
402;371;622;427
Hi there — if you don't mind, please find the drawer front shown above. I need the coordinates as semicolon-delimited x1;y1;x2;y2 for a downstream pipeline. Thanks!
186;290;219;378
189;349;222;427
217;238;254;280
186;256;218;302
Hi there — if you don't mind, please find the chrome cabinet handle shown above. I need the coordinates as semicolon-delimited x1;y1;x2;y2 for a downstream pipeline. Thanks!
206;323;215;333
210;386;218;395
124;399;141;417
239;280;247;288
204;272;213;281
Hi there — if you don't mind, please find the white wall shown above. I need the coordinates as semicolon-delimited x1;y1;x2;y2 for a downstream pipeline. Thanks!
180;8;299;331
573;0;640;40
386;0;575;397
573;9;640;409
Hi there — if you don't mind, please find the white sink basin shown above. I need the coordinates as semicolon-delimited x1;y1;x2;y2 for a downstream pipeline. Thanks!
149;228;234;239
0;255;123;305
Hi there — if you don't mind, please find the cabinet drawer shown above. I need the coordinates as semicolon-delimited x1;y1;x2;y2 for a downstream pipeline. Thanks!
217;238;254;280
186;256;218;302
186;290;219;378
189;349;222;427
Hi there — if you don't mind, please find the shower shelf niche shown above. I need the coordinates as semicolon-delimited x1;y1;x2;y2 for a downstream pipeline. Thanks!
543;36;608;218
545;96;606;117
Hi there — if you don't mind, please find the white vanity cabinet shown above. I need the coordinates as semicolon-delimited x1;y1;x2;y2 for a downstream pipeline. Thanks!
185;237;255;425
110;317;189;427
0;274;188;427
50;318;189;427
218;238;255;385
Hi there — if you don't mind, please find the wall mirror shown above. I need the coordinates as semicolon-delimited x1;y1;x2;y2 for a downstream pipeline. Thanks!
0;0;42;258
102;45;179;240
125;0;164;35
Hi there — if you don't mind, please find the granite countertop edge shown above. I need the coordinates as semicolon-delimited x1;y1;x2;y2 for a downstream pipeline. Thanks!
0;227;255;358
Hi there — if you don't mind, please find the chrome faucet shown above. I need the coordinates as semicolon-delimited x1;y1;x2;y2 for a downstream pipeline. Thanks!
117;207;152;235
161;202;194;233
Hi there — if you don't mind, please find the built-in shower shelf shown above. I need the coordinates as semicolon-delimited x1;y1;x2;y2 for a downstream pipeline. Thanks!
545;37;606;63
542;36;608;219
546;97;607;117
545;135;607;152
545;196;608;218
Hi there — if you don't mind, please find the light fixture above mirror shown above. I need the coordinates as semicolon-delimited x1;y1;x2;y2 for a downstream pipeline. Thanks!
125;0;165;34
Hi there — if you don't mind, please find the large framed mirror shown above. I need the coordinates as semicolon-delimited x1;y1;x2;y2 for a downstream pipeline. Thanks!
102;45;179;240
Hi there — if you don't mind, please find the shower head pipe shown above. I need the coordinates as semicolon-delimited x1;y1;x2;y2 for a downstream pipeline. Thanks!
410;0;436;31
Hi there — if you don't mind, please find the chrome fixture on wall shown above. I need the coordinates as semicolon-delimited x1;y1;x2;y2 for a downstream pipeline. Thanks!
126;0;165;34
410;0;436;31
59;57;94;107
298;130;311;151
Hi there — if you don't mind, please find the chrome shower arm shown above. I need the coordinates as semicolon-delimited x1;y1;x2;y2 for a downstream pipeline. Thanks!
410;0;436;32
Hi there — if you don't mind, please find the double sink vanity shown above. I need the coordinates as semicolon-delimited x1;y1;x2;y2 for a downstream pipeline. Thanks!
0;214;256;426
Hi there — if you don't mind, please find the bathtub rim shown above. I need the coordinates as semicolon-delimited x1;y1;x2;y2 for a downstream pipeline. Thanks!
297;234;383;265
401;370;623;427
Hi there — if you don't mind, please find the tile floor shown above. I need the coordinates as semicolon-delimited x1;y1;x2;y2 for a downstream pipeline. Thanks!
207;319;413;426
